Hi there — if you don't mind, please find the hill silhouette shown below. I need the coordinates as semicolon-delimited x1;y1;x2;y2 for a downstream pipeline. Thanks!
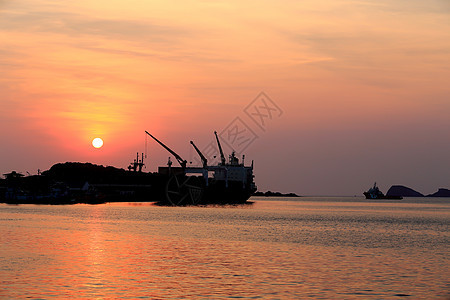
386;185;424;197
427;188;450;197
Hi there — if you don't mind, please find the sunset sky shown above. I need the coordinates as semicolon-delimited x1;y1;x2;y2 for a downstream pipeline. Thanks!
1;0;449;195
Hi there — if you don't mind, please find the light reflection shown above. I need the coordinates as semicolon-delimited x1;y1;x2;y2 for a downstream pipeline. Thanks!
0;199;448;298
85;206;107;294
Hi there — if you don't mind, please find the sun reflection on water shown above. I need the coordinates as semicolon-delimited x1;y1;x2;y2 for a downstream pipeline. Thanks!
0;199;448;299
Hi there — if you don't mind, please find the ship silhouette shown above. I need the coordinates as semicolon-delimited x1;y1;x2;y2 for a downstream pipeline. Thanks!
363;182;402;200
146;131;256;206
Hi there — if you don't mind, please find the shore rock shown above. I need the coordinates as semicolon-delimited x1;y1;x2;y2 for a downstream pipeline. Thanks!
253;191;300;197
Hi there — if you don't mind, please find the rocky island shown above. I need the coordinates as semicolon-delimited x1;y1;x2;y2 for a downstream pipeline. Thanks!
385;185;450;198
386;185;424;197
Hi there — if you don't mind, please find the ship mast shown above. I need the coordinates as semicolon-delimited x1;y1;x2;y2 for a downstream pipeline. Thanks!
145;131;187;169
214;131;226;166
190;141;208;168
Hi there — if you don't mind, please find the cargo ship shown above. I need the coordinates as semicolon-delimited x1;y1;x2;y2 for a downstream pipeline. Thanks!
363;182;402;200
146;131;257;206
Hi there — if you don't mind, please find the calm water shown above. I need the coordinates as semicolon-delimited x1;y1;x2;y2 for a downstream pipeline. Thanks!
0;197;449;299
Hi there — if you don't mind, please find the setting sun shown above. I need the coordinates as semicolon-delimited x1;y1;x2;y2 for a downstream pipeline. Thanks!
92;137;104;148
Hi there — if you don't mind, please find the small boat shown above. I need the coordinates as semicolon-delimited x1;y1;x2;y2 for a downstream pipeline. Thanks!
363;182;403;200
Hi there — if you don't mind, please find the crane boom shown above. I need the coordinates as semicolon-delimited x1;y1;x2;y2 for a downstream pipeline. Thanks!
214;131;226;165
190;141;208;168
145;131;187;169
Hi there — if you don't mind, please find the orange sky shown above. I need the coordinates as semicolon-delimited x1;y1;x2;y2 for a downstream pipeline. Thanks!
1;0;449;195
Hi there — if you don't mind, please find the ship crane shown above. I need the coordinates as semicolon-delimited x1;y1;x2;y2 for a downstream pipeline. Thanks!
190;141;208;168
214;131;226;166
145;131;187;169
128;152;145;172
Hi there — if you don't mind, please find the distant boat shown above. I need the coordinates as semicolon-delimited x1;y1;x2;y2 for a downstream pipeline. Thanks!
363;182;402;200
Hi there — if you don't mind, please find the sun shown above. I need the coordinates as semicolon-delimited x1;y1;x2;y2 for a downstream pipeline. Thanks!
92;137;104;148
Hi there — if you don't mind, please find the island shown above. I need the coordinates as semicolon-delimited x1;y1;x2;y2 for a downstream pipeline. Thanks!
386;185;424;197
427;188;450;197
385;185;450;198
253;191;300;197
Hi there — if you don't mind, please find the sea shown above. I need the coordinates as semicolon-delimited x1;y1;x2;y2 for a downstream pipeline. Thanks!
0;197;448;299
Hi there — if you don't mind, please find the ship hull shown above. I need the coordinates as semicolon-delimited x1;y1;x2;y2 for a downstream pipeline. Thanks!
154;174;255;206
203;181;254;204
363;192;403;200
